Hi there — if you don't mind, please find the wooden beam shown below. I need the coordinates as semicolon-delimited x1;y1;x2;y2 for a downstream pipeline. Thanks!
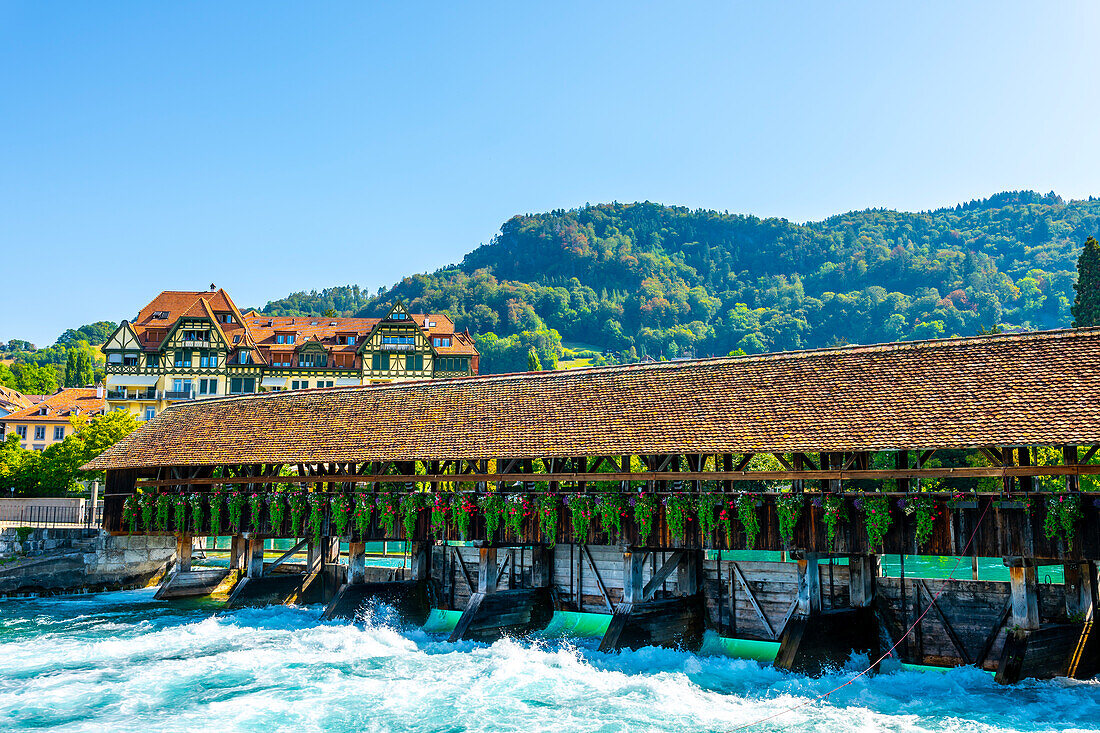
731;562;777;639
582;545;615;613
451;545;474;592
266;538;308;570
641;550;685;601
918;580;971;664
976;595;1013;666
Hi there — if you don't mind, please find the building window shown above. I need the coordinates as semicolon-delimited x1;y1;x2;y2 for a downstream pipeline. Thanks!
199;351;217;368
122;353;139;366
15;425;27;439
53;426;64;441
152;311;169;319
319;380;333;388
145;407;156;421
34;426;46;441
405;353;424;371
174;351;192;367
433;337;451;347
291;380;307;390
275;333;296;345
147;354;159;368
172;378;194;395
437;357;469;372
390;311;407;320
342;335;356;345
199;378;218;395
298;352;326;368
382;336;416;346
107;353;122;364
218;313;234;324
237;351;252;365
371;352;390;371
229;377;256;394
182;329;209;341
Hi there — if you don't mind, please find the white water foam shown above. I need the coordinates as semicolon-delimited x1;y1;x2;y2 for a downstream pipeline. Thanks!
0;589;1098;732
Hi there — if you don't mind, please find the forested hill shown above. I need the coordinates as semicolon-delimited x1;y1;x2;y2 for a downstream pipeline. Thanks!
260;191;1100;373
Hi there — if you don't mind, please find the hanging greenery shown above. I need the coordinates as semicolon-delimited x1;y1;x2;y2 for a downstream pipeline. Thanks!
173;494;188;532
664;493;694;543
633;493;658;545
308;494;326;542
862;495;892;549
1044;493;1083;543
821;495;848;550
567;494;596;542
736;494;761;549
597;492;627;540
248;493;265;532
776;493;804;546
122;495;139;533
227;491;246;532
189;493;205;534
288;491;308;537
139;492;156;531
379;489;401;536
452;493;477;539
400;493;426;538
267;494;286;534
695;493;720;540
719;498;736;548
330;494;351;537
208;491;224;534
907;495;936;548
155;493;172;531
504;494;532;537
479;493;506;539
536;493;558;545
430;493;450;534
353;492;373;537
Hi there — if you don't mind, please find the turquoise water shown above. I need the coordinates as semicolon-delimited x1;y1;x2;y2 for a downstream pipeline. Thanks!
2;590;1100;731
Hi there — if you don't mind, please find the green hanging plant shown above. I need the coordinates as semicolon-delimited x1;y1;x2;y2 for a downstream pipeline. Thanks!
378;489;400;536
479;493;506;539
400;493;426;538
695;493;720;540
1044;492;1082;543
664;493;694;543
189;493;205;535
776;493;804;546
430;493;450;534
504;494;531;537
288;490;308;537
352;492;373;537
330;494;351;537
308;494;326;542
267;493;286;534
227;491;246;532
452;493;477;539
633;493;659;545
155;493;171;531
861;495;892;549
248;493;265;532
567;494;596;542
208;491;224;534
138;493;155;531
173;494;188;532
821;495;848;551
736;494;761;549
122;495;139;533
907;495;936;548
597;492;627;540
719;498;737;548
536;493;559;545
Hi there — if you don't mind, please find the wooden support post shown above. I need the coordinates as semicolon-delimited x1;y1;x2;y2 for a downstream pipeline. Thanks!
307;539;324;575
532;545;553;588
1065;446;1080;493
478;547;498;594
1065;561;1097;620
347;541;366;585
623;549;646;605
411;540;431;582
677;549;701;596
230;535;247;572
796;553;822;617
848;555;876;608
176;534;193;573
1009;563;1040;630
246;537;264;579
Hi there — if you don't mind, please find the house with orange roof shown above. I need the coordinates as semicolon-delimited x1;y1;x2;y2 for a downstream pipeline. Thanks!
0;385;35;418
0;387;107;450
101;286;478;419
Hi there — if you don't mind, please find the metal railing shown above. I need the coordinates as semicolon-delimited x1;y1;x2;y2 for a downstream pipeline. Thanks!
0;503;102;528
107;389;157;400
164;390;195;400
379;343;416;352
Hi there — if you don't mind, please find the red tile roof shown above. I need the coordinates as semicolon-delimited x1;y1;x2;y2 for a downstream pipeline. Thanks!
84;327;1100;470
5;388;106;423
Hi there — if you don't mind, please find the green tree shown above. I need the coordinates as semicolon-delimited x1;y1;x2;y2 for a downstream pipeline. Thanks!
13;363;57;394
1072;236;1100;327
0;363;17;390
527;347;542;371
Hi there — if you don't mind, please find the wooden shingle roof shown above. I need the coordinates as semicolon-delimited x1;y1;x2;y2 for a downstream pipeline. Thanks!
83;327;1100;470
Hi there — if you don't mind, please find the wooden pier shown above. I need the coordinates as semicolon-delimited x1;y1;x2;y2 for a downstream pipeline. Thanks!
83;327;1100;682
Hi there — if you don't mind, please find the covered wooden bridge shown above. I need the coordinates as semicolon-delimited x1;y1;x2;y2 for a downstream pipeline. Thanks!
86;327;1100;681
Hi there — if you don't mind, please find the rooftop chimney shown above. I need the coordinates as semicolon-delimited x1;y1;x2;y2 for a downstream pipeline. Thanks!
210;283;216;291
96;385;104;399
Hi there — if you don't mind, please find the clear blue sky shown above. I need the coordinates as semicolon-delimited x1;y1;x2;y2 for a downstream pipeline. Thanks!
2;2;1098;346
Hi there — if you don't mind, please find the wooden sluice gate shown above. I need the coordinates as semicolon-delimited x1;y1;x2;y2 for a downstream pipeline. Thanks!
81;327;1100;682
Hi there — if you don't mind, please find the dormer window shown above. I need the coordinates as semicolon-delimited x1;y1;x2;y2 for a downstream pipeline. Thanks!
233;335;241;344
218;313;234;324
152;311;169;319
237;351;252;365
275;333;296;345
433;337;451;347
390;311;407;320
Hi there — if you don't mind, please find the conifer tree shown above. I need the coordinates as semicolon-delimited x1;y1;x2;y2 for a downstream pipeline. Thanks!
526;347;542;372
64;349;77;387
1073;236;1100;327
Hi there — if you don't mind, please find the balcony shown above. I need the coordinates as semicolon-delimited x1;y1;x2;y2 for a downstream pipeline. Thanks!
107;389;157;401
379;343;416;352
179;339;212;348
164;390;195;401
